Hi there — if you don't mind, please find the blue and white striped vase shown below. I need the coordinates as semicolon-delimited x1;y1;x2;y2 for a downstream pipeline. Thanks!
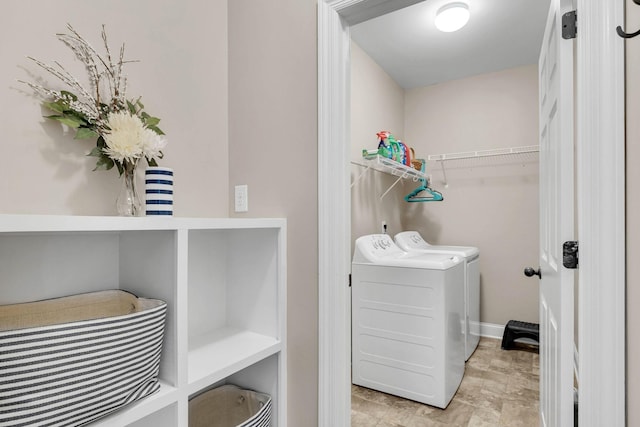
145;167;173;216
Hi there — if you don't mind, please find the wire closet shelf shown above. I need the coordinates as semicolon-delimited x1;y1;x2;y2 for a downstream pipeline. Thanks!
351;155;428;200
427;145;540;162
427;145;539;187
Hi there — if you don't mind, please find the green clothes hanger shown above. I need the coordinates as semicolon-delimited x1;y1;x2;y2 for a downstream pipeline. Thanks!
404;160;444;202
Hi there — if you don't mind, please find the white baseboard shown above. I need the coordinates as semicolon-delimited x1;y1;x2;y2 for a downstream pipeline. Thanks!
480;322;506;340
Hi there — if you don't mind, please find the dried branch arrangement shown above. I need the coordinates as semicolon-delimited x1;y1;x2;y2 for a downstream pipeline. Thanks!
21;24;166;174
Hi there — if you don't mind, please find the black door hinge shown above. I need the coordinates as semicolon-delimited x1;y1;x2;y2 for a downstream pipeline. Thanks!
563;241;578;269
562;11;577;39
349;273;352;287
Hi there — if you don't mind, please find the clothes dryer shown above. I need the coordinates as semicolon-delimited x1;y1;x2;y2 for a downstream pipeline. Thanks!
395;231;480;360
351;234;465;408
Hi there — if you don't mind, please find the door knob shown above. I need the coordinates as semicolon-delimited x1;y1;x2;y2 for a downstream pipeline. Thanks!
524;267;542;278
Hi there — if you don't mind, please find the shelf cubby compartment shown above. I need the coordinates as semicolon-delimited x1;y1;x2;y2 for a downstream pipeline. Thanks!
189;353;282;426
0;223;180;427
187;227;285;395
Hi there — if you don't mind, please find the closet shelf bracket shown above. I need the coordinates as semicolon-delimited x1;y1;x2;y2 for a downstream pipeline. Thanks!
379;174;405;200
439;161;449;189
350;163;372;188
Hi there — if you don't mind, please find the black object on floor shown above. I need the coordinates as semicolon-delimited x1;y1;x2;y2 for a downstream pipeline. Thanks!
501;320;540;350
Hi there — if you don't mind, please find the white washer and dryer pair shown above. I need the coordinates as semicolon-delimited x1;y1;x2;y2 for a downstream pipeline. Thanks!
351;234;465;409
394;231;481;361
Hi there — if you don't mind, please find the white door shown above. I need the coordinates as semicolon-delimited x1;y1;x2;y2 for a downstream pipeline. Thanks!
537;0;575;426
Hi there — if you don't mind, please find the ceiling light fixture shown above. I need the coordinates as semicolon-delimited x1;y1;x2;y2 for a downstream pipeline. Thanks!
435;2;470;33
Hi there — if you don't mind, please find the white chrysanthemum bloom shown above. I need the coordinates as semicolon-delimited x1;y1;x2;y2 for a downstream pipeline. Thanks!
103;111;145;163
142;128;167;160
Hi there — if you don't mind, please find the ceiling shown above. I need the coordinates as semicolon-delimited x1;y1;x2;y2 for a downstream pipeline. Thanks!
350;0;552;89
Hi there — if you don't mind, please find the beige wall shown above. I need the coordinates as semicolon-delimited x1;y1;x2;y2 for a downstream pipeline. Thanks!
403;65;540;325
351;58;540;326
626;0;640;424
0;1;228;217
227;1;318;426
2;1;319;424
351;41;406;244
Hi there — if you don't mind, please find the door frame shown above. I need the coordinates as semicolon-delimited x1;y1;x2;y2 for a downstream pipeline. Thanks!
317;2;625;427
574;1;626;426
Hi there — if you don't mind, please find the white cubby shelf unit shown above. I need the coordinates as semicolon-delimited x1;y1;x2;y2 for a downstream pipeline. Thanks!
0;215;287;427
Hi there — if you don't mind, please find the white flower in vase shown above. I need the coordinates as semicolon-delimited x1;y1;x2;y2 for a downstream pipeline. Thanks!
103;111;145;164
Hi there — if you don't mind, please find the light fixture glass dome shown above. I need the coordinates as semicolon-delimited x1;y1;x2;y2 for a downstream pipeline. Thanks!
435;3;470;32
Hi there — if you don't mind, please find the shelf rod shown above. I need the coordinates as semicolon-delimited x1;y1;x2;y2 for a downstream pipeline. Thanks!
427;145;539;162
428;145;539;187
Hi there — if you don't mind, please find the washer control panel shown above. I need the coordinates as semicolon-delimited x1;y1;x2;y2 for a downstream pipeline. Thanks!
395;231;431;250
364;234;404;258
408;233;426;245
353;234;462;269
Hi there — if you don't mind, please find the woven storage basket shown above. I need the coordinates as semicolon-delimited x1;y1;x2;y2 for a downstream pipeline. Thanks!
189;384;272;427
0;290;167;427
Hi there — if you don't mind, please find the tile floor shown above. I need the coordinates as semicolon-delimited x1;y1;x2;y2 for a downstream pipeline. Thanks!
351;337;539;427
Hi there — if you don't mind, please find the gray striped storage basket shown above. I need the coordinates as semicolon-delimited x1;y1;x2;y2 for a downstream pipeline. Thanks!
189;384;271;427
0;290;167;427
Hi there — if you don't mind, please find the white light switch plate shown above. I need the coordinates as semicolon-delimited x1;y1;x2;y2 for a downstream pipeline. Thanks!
234;185;248;212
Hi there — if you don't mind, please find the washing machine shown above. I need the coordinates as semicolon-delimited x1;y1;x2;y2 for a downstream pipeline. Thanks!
394;231;480;361
351;234;465;408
